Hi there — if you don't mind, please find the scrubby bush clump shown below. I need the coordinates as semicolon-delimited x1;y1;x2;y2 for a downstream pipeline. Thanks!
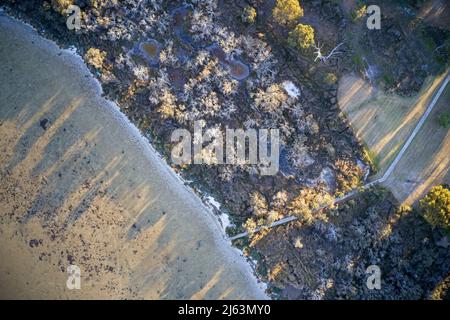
287;24;315;49
252;83;288;112
288;188;334;223
437;111;450;128
351;5;367;21
242;5;257;24
84;48;107;70
334;159;363;195
420;185;450;231
324;72;338;85
51;0;73;13
273;0;304;26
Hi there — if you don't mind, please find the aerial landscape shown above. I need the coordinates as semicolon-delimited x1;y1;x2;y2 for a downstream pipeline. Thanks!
0;0;449;301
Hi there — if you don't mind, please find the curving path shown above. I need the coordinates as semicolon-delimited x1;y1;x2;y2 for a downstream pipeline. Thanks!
230;73;450;241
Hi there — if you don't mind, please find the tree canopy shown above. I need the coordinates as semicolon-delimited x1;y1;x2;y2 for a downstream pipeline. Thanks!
420;185;450;231
273;0;304;26
288;23;315;49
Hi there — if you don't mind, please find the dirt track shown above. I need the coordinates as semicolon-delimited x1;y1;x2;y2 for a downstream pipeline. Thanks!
0;14;266;299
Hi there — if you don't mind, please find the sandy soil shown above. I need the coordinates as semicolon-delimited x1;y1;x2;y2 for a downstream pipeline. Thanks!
0;14;267;299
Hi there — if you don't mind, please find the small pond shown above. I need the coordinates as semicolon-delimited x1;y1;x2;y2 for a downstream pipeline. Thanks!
137;39;162;65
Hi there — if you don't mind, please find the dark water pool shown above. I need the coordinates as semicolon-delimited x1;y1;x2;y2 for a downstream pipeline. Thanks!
137;39;162;65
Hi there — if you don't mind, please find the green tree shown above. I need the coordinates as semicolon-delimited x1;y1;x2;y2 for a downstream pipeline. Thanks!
437;111;450;128
242;6;257;24
351;5;367;21
288;188;334;224
51;0;73;13
84;48;107;70
243;218;257;235
273;0;304;26
420;185;450;231
288;24;315;49
325;72;338;85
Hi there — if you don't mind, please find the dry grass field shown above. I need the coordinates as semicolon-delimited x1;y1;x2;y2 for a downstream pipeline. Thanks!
338;72;448;176
338;72;449;204
384;85;450;204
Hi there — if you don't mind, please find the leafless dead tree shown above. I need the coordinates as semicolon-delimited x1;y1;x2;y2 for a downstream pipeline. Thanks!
313;42;344;63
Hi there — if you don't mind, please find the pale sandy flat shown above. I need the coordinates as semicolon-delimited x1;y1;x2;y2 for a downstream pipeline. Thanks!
0;14;266;299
